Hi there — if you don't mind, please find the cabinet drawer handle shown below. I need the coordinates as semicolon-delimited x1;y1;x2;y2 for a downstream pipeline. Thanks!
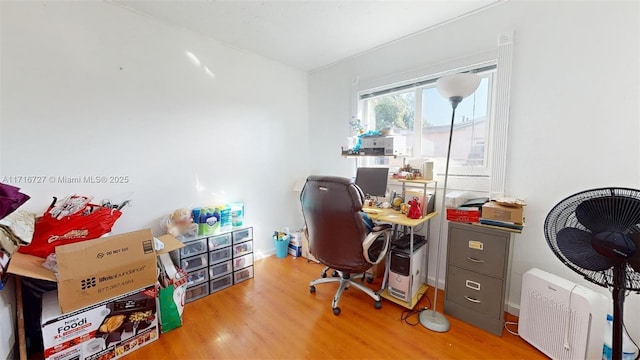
464;296;481;304
465;280;481;291
466;257;484;263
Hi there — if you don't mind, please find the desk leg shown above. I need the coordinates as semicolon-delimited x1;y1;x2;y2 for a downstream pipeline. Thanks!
379;224;398;293
408;226;414;300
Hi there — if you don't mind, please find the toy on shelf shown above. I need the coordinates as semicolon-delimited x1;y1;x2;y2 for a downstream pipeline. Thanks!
163;208;198;237
406;197;422;219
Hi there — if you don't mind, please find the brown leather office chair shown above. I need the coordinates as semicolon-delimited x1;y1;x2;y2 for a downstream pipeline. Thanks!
300;175;391;315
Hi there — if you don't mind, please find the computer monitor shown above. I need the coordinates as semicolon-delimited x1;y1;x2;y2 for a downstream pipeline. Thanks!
355;167;389;198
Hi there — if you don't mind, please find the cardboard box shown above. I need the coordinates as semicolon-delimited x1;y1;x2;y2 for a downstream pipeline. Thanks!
299;231;320;263
446;208;480;223
481;202;524;224
41;284;159;360
8;230;184;314
288;234;302;258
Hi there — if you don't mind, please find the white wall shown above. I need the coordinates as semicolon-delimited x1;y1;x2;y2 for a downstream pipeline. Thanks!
1;1;309;250
309;0;640;339
0;0;309;352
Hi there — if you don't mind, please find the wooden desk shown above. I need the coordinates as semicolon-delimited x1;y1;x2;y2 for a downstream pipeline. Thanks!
363;207;437;226
363;207;437;309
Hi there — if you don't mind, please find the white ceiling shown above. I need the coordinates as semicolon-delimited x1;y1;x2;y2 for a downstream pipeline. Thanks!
111;0;501;72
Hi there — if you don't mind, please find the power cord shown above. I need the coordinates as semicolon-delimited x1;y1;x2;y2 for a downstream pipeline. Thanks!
504;321;519;336
401;307;427;326
399;292;432;325
622;321;640;360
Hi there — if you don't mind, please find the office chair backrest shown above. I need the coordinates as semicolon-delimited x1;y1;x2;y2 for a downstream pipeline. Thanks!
300;175;371;273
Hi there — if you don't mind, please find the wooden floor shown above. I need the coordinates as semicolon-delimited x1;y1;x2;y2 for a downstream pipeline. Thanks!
124;256;547;360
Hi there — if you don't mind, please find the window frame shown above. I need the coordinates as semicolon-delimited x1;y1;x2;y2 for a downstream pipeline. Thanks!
358;68;495;178
350;32;514;197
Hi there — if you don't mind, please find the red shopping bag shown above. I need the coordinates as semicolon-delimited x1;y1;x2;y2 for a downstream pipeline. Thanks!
19;197;122;258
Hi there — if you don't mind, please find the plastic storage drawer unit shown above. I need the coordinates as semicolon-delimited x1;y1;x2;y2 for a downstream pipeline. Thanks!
180;237;208;257
234;266;254;284
186;268;209;287
180;253;208;273
234;253;253;270
185;282;209;303
233;241;253;257
208;233;232;250
174;226;254;302
209;247;233;265
209;260;233;279
232;227;253;244
210;274;233;294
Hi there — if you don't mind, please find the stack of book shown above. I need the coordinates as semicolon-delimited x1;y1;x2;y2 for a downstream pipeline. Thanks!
478;218;524;230
480;200;525;230
446;207;480;223
446;197;488;223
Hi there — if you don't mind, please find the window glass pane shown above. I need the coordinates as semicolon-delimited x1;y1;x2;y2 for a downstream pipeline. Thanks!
421;77;489;171
369;92;415;132
364;91;415;160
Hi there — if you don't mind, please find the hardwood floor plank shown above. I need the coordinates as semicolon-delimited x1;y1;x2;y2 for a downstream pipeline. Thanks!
123;256;547;359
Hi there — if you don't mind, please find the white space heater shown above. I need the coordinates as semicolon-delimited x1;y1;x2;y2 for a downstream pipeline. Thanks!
519;268;608;360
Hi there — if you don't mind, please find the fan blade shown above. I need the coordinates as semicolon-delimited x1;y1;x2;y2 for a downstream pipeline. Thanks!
592;231;636;259
629;231;640;273
557;228;616;271
575;196;640;233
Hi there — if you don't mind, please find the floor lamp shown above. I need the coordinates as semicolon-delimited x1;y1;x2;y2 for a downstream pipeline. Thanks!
419;73;481;332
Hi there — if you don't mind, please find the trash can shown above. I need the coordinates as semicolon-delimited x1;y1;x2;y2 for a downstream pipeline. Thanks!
274;235;290;258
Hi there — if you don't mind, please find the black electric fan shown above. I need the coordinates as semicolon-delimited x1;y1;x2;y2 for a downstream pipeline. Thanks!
544;187;640;360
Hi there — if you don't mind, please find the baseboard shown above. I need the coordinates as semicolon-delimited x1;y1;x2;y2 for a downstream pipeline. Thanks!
506;302;520;317
425;274;446;291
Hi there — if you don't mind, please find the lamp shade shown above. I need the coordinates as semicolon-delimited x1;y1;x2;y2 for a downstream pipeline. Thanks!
436;73;481;100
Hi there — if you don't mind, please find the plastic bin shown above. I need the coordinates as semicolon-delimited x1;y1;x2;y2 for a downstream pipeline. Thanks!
274;235;290;258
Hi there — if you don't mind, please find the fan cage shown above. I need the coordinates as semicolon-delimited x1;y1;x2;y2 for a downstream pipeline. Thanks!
544;187;640;292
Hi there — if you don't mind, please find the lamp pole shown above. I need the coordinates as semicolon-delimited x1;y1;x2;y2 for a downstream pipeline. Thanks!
419;73;480;333
418;98;460;332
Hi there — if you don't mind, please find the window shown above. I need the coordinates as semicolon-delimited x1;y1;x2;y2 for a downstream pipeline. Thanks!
352;31;514;197
358;67;495;183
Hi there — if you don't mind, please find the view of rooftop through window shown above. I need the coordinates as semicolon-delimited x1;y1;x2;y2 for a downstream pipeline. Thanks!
359;71;493;176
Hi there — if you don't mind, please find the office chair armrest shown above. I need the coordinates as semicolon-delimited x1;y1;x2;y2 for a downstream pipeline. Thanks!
362;225;392;265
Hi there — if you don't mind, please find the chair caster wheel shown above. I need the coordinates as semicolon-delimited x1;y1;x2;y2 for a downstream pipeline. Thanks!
333;307;341;316
310;285;316;293
374;301;382;309
367;276;373;284
332;271;339;277
321;272;327;278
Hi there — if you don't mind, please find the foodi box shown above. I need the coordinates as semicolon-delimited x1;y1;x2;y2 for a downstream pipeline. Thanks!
41;285;159;360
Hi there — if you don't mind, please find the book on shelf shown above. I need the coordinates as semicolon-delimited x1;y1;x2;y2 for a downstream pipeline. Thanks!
479;218;524;230
446;208;480;223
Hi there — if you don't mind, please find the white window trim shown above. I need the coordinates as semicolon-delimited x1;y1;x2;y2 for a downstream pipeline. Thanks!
489;30;514;199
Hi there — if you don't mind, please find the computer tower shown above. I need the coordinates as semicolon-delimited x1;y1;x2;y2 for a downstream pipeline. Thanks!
388;239;427;302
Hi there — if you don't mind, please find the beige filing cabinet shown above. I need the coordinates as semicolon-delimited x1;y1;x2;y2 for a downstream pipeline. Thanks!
444;222;511;336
